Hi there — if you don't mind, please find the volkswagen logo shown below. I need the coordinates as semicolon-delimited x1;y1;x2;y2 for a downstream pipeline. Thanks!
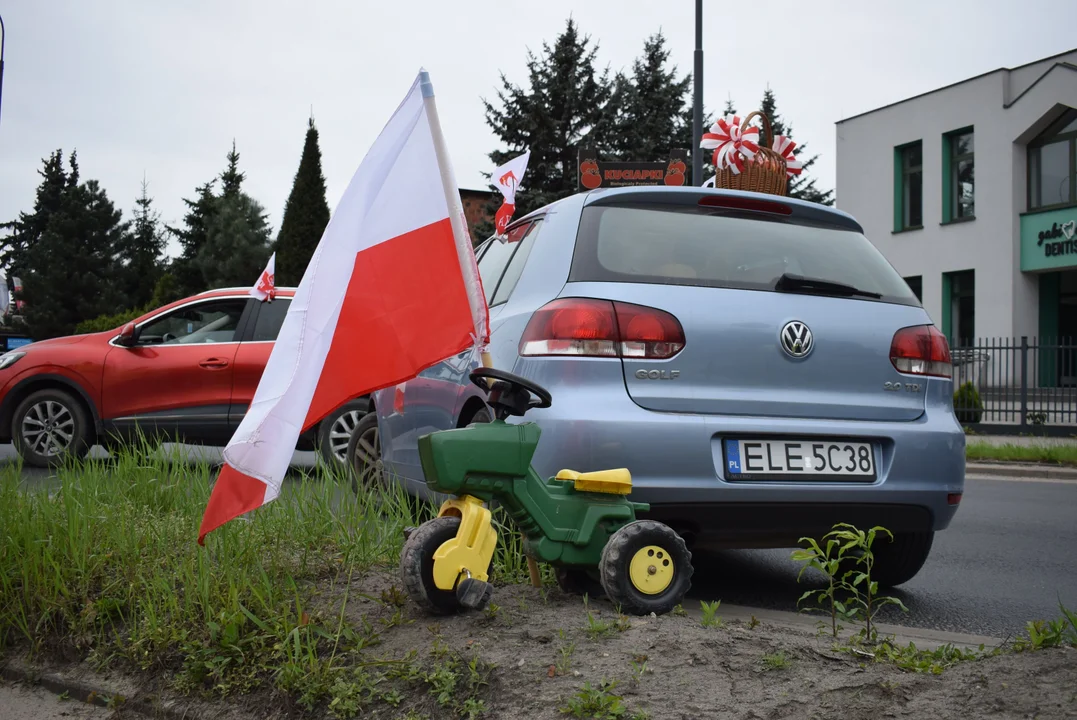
780;321;814;358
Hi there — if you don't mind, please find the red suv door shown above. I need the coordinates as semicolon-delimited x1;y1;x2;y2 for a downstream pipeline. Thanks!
101;296;252;443
229;296;291;421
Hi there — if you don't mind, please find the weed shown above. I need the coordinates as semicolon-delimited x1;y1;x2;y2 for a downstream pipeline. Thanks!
583;595;615;640
879;679;900;696
555;629;576;676
483;602;501;621
761;650;791;671
672;604;687;617
381;606;411;629
424;652;494;718
700;600;722;628
380;586;408;608
1013;614;1077;652
630;654;649;684
748;615;760;630
629;711;652;720
560;679;627;719
792;523;907;641
868;640;988;674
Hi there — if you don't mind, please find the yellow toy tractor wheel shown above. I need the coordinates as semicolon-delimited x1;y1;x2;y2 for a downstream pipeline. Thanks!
400;516;465;615
598;520;693;616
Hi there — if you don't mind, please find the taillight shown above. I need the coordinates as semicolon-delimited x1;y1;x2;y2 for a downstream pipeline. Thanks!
519;298;685;359
393;383;405;414
890;325;951;378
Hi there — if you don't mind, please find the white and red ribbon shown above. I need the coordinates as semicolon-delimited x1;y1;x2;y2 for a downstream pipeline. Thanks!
772;135;803;178
700;116;760;175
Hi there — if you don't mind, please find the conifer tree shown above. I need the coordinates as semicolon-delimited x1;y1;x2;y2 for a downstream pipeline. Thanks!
274;117;330;286
167;180;217;297
608;32;691;162
758;87;833;205
0;150;125;338
116;178;166;308
480;17;614;234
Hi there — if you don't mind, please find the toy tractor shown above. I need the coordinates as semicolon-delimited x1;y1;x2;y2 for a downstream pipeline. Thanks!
399;367;693;616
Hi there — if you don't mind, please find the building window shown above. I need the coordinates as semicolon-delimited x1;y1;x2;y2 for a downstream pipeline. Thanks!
943;270;975;346
903;275;923;302
894;141;923;231
1028;109;1077;210
943;128;974;222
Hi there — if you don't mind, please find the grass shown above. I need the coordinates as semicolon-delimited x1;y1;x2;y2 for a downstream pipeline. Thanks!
965;440;1077;466
0;441;523;716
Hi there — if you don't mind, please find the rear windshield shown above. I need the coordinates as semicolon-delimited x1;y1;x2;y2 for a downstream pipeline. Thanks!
569;204;920;306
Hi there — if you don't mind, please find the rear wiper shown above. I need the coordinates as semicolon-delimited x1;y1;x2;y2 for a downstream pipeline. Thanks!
773;273;883;299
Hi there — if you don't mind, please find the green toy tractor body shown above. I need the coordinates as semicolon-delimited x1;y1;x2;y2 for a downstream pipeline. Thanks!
418;420;647;567
399;367;692;617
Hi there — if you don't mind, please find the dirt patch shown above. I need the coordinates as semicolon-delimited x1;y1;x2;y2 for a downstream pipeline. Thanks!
10;566;1077;720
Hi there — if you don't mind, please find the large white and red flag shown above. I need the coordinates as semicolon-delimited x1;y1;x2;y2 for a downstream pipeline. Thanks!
492;150;530;236
198;70;489;544
250;252;276;301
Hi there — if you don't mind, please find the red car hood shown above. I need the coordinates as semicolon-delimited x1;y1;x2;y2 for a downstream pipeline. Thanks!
14;333;103;352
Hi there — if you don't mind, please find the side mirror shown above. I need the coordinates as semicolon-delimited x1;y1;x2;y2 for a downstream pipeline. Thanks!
116;321;137;347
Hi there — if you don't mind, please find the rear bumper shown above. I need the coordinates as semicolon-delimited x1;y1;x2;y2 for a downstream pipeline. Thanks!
512;357;965;543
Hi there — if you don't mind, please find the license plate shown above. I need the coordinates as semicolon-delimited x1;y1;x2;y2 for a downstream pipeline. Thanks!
723;439;876;481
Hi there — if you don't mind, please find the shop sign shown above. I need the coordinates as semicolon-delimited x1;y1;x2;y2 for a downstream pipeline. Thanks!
577;148;690;191
1020;206;1077;272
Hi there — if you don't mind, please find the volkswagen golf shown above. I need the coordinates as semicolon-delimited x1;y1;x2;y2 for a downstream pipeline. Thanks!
365;185;966;588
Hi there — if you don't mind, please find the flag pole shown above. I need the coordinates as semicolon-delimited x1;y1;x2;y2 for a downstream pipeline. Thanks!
419;70;544;590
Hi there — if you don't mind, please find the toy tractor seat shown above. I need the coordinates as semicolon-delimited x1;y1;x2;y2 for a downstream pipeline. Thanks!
555;468;632;495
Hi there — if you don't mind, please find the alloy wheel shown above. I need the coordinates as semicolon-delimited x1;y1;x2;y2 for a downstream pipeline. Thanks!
21;400;76;457
328;410;362;463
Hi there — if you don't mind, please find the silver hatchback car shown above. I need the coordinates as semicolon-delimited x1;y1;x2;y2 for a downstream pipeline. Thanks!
370;186;965;587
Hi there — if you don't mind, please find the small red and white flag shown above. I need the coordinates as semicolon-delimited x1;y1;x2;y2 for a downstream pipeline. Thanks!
197;70;489;544
492;150;530;237
250;252;276;301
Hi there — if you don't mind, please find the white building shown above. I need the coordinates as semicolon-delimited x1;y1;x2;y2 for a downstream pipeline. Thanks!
836;49;1077;367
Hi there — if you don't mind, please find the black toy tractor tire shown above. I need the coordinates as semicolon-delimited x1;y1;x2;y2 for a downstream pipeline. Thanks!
400;516;465;615
555;567;606;600
599;520;693;616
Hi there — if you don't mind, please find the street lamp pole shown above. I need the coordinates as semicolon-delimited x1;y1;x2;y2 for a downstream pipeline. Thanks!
692;0;703;186
0;13;6;127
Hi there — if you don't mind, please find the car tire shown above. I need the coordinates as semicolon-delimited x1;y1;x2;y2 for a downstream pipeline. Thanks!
347;411;383;493
317;398;370;467
869;531;934;588
12;388;92;468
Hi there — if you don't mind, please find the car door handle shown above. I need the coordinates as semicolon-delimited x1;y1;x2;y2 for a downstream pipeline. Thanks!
199;358;230;369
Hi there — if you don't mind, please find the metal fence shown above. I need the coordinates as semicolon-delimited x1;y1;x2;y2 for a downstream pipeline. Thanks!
950;337;1077;434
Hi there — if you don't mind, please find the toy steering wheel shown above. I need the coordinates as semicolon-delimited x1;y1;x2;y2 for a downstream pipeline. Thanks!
470;367;552;419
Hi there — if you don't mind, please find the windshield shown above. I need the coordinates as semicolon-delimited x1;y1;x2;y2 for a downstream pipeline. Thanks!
569;204;921;307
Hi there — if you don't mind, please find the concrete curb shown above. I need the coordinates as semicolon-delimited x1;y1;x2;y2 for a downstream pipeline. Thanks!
0;657;200;720
683;602;1005;651
966;461;1077;480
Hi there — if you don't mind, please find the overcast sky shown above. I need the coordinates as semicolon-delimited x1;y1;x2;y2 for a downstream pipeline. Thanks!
1;0;1075;258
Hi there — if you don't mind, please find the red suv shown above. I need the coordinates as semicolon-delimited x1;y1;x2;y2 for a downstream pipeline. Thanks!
0;288;370;467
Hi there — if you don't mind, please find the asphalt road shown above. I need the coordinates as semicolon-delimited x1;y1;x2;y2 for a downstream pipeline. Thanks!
688;472;1077;639
4;444;1075;639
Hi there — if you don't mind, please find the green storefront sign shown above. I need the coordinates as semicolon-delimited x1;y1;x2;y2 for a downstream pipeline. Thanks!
1021;206;1077;272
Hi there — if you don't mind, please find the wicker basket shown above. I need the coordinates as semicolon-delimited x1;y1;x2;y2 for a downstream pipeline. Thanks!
711;110;788;196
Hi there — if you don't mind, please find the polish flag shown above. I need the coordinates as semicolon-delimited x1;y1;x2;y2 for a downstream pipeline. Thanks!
250;252;276;301
197;71;489;544
492;150;530;236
